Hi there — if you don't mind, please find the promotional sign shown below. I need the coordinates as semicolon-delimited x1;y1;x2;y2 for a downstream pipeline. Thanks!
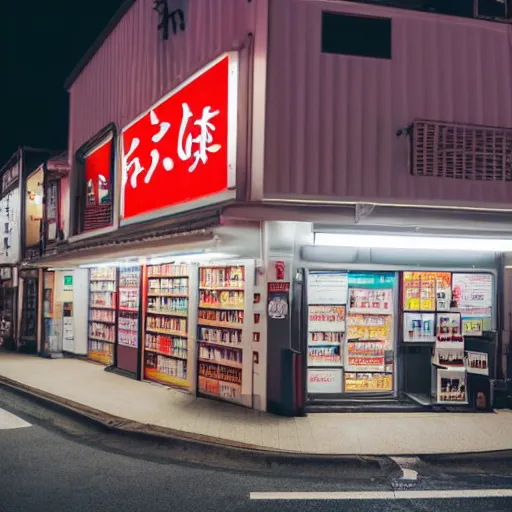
466;351;489;376
25;167;43;251
308;271;348;305
308;369;342;394
348;272;395;289
121;52;238;222
267;282;289;320
452;273;493;317
63;275;73;291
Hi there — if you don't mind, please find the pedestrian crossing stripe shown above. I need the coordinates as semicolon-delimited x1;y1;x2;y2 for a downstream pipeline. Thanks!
0;407;31;430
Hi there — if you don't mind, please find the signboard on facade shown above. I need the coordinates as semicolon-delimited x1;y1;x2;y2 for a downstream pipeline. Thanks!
120;52;238;223
25;166;44;252
2;162;19;192
83;137;113;232
0;187;20;265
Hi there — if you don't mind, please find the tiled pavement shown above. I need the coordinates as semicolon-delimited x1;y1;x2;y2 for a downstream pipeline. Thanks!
1;352;512;455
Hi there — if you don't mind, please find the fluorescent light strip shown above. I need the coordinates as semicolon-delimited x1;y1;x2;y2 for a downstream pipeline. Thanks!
315;233;512;252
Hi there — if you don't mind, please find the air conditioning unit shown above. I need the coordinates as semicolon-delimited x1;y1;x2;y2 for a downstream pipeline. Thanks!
475;0;511;20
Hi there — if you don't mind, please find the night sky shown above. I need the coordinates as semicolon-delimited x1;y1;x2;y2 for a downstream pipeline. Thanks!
0;0;125;165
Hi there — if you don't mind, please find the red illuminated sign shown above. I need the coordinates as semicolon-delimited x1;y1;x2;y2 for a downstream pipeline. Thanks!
83;138;113;231
121;52;238;222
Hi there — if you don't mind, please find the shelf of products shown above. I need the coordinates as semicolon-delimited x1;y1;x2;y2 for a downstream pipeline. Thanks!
144;264;190;388
88;267;117;365
197;265;246;403
345;273;395;392
117;266;140;348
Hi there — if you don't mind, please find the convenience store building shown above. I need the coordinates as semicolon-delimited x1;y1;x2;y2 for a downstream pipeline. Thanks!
27;0;512;414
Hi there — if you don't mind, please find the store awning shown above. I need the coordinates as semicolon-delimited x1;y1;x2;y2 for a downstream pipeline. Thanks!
25;211;223;268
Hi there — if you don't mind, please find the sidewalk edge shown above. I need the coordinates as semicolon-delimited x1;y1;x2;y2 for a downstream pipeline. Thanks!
0;375;382;467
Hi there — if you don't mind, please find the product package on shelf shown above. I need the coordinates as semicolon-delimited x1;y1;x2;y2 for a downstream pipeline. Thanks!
117;266;141;349
144;264;190;388
88;267;117;365
345;273;395;392
197;264;249;404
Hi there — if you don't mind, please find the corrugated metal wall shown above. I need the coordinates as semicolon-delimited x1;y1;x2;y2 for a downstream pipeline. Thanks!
68;0;255;154
264;0;512;208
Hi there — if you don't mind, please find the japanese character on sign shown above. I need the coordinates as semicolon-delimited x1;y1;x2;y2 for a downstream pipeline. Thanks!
123;103;223;188
123;110;175;189
177;103;222;172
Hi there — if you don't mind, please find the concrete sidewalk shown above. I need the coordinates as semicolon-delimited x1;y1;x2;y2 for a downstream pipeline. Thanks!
1;352;512;456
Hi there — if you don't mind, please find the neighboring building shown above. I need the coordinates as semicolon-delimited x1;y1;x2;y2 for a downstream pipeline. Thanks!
28;0;512;414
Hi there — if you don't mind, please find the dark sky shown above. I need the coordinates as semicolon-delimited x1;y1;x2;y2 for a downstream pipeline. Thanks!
0;0;125;165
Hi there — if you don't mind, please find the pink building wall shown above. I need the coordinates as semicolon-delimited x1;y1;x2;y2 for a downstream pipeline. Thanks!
264;0;512;208
68;0;256;155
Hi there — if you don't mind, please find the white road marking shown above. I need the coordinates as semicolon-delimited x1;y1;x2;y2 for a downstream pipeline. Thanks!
390;456;419;481
0;407;31;430
249;489;512;500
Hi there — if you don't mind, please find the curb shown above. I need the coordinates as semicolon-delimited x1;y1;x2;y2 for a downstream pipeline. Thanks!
0;376;384;472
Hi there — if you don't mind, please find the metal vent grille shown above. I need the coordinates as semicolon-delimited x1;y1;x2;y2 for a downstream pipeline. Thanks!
411;120;512;181
83;204;112;232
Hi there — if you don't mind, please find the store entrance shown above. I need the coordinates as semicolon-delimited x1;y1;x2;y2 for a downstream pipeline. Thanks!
303;267;496;411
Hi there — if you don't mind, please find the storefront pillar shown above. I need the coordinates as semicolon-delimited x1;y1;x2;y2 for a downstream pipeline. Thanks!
264;221;307;415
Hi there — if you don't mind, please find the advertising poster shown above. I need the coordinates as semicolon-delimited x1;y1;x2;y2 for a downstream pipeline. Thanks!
419;272;436;311
403;272;452;311
435;273;452;311
267;282;290;320
308;305;346;332
308;368;342;394
437;371;467;403
403;312;435;342
402;272;421;311
436;348;465;368
308;271;348;305
344;372;392;392
462;318;483;336
466;351;489;375
452;273;492;317
348;288;393;315
437;313;461;336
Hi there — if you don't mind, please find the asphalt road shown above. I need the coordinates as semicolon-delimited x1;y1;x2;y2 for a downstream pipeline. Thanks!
1;385;512;512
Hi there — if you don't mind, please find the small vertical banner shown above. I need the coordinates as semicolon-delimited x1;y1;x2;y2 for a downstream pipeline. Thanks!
267;282;290;320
